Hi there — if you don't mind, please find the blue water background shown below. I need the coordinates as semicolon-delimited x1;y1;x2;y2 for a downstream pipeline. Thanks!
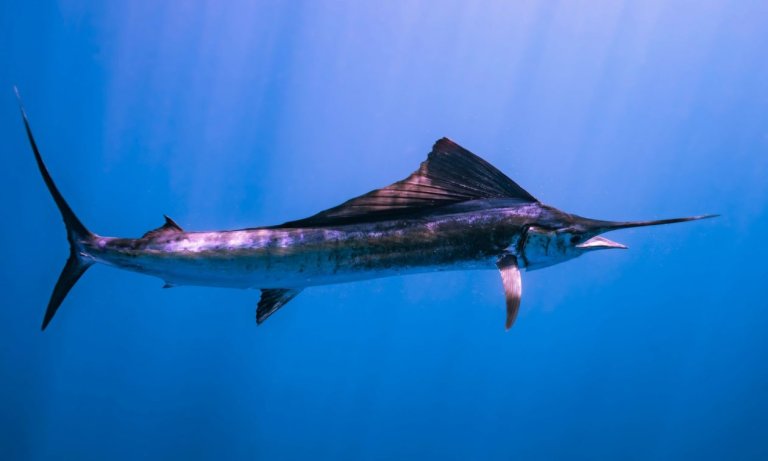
2;1;768;459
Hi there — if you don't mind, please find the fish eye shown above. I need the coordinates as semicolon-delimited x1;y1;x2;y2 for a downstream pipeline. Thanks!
570;235;582;244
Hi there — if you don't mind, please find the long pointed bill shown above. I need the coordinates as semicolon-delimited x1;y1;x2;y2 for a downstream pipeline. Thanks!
596;214;718;232
576;236;627;250
576;214;717;250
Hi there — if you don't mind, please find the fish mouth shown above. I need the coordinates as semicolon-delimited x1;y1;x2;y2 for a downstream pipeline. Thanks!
576;235;628;250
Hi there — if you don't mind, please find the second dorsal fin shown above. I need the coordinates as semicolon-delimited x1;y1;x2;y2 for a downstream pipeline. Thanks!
142;215;184;239
279;138;537;228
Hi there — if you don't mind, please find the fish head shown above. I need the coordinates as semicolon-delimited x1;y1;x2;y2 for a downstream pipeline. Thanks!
521;213;716;270
522;226;626;270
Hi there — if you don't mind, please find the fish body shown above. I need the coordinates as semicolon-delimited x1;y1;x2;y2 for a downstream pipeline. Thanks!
16;91;714;330
89;200;545;289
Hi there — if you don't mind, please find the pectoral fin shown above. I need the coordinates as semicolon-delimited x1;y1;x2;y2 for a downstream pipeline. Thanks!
256;288;301;325
496;254;522;330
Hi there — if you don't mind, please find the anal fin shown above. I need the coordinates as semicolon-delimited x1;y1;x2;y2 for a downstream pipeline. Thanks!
257;288;301;325
497;254;522;330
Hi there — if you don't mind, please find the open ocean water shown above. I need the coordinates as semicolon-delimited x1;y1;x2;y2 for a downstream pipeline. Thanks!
2;1;768;460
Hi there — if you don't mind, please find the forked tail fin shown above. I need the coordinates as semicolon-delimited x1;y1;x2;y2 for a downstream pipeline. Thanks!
15;88;94;330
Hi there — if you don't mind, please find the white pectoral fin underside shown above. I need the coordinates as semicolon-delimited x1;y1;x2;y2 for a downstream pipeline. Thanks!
496;254;522;330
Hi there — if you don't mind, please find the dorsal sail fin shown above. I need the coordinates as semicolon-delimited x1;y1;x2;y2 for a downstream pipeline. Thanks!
279;138;537;228
143;215;184;239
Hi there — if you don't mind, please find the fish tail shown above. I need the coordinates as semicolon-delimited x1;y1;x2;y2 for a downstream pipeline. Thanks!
15;87;95;330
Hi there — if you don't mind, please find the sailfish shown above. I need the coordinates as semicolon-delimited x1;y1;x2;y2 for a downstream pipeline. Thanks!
16;93;714;331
